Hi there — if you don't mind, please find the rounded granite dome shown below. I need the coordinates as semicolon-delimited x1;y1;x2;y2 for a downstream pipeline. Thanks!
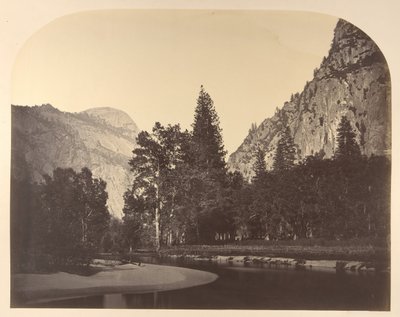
83;107;139;133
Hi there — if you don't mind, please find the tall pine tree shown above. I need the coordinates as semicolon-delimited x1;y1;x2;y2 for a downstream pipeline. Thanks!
192;86;226;170
273;126;296;172
184;86;228;242
252;146;267;183
335;116;361;159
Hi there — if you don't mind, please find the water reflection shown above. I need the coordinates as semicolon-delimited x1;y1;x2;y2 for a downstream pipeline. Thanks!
37;257;390;310
103;293;127;308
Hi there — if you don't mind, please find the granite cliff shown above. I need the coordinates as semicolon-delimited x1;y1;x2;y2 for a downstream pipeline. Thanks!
11;104;138;218
228;19;391;180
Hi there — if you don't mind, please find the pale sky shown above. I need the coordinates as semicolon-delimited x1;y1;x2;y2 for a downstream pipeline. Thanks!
11;10;337;155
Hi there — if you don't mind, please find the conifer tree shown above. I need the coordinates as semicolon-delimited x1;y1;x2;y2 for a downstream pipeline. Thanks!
187;86;228;242
192;86;226;170
335;116;361;159
252;146;267;183
273;126;296;172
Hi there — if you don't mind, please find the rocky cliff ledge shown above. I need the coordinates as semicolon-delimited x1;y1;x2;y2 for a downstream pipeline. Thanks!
228;19;391;180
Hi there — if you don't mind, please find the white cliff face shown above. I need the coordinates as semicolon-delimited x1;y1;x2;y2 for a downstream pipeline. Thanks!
228;19;391;180
11;104;138;218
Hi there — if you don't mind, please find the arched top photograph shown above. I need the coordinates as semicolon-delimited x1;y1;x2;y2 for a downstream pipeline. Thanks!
5;4;394;313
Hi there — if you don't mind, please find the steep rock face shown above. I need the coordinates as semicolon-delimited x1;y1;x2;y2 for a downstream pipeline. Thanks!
11;104;138;218
228;19;391;180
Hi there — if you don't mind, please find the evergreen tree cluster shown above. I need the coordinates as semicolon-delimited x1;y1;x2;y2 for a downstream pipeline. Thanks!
235;153;390;240
123;107;390;249
192;86;227;170
123;86;233;248
335;115;362;159
230;116;389;241
272;126;296;171
11;167;110;272
252;147;267;184
10;86;390;273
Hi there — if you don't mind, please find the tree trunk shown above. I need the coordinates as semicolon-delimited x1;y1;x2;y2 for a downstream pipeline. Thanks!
168;231;173;246
81;218;87;243
196;219;200;243
153;164;162;252
154;202;160;252
365;204;371;233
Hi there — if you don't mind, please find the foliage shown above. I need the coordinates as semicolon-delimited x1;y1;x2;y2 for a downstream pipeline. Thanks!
39;168;110;265
11;88;390;271
122;89;389;250
236;118;390;242
252;147;267;184
335;116;361;159
10;167;110;272
192;86;227;170
242;153;390;241
272;126;296;172
11;178;44;272
101;217;127;254
123;122;192;250
124;87;233;248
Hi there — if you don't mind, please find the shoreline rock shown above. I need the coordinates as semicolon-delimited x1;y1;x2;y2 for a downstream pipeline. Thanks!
161;254;388;274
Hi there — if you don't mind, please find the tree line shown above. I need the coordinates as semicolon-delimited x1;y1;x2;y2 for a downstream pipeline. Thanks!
122;86;229;250
11;168;110;272
11;87;390;272
121;88;390;249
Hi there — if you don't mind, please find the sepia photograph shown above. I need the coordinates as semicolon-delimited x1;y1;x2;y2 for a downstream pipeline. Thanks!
2;0;399;314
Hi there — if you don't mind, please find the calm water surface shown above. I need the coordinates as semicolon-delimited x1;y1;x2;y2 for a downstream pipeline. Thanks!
37;256;390;310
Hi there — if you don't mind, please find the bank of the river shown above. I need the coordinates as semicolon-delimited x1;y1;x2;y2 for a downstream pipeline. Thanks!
11;263;218;306
153;239;389;273
158;253;388;273
159;239;389;262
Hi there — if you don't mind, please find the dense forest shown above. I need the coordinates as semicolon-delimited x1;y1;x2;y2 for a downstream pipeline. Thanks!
122;87;390;250
11;168;110;272
10;87;390;272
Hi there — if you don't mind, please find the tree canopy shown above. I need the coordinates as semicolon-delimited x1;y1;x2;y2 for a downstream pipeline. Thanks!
192;86;226;170
335;116;361;159
124;123;190;251
11;167;110;272
252;146;267;184
124;87;234;248
273;126;296;172
122;94;389;250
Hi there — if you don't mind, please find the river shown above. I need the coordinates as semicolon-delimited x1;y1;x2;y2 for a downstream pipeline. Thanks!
34;255;390;310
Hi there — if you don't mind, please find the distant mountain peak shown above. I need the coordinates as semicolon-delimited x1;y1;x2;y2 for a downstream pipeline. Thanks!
83;107;139;133
40;103;55;109
228;19;391;180
12;104;139;218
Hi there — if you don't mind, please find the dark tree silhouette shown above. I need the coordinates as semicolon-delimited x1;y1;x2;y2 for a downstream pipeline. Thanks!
11;167;111;271
335;116;361;159
192;86;226;170
273;126;296;172
252;146;267;183
41;167;110;266
124;123;189;251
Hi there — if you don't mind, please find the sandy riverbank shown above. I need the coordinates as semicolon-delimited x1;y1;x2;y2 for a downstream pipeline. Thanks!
11;263;218;306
